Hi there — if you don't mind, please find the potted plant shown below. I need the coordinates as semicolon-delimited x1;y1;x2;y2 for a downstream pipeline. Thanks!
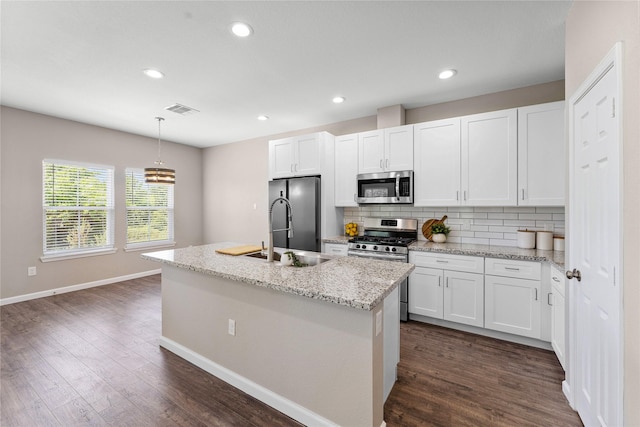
430;222;451;243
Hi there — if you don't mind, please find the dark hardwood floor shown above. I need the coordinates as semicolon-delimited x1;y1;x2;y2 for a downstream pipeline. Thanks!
1;275;582;426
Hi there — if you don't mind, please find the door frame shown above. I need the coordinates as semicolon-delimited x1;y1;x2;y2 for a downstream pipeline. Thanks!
566;41;624;423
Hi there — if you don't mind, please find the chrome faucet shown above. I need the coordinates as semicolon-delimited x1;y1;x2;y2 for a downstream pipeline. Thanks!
268;196;293;262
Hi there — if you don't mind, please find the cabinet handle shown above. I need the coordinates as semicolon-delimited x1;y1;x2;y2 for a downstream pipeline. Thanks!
380;159;383;168
464;190;467;201
534;288;538;301
521;188;525;200
504;267;520;271
456;191;459;201
438;276;441;287
295;163;298;172
552;276;560;282
548;292;553;306
436;259;449;263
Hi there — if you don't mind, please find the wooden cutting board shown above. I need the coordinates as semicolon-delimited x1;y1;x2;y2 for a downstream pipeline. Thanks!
422;215;448;241
215;245;263;256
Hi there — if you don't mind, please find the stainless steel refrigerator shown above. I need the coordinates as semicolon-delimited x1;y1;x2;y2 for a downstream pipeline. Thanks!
268;176;321;252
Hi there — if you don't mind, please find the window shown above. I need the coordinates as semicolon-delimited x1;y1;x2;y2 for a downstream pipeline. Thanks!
125;168;174;249
42;160;115;260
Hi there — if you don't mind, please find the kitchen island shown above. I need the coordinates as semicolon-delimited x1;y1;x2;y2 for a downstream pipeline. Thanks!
142;243;414;427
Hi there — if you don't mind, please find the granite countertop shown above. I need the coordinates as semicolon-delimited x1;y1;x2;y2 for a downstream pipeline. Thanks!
322;236;565;270
142;242;414;311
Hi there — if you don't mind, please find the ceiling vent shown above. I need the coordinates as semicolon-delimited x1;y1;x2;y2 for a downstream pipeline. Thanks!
164;103;200;116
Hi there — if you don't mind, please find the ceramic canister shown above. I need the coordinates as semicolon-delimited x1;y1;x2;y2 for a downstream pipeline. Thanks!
517;230;536;249
554;236;565;251
536;231;554;250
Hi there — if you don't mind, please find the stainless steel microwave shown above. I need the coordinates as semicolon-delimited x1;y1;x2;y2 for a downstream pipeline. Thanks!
356;170;413;204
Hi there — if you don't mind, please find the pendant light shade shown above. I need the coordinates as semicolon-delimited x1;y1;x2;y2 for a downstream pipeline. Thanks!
145;117;175;184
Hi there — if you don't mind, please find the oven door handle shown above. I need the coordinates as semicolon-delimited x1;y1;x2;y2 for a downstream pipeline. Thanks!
348;251;407;262
395;176;400;201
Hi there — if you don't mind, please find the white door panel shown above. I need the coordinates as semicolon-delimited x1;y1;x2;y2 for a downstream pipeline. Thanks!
569;44;622;427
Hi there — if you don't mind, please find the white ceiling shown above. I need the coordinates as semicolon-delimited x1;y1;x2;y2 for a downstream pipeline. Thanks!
1;1;572;148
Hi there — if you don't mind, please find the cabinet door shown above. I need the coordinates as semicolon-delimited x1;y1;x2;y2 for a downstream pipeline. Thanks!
408;267;443;319
323;243;348;256
550;266;566;369
443;271;484;327
461;109;517;206
294;134;321;176
485;275;541;338
517;101;566;206
414;118;461;206
384;125;414;171
334;134;358;206
551;286;566;370
358;129;385;174
269;138;295;179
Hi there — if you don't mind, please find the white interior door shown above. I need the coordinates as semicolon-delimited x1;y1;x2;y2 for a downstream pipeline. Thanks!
568;44;622;427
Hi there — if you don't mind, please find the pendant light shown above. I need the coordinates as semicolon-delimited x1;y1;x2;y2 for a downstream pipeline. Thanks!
144;117;175;184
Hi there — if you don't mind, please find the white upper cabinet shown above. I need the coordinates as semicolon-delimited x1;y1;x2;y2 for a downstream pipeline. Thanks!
334;133;359;207
414;118;462;206
384;125;414;171
461;108;518;206
358;125;413;173
517;101;566;206
269;133;322;179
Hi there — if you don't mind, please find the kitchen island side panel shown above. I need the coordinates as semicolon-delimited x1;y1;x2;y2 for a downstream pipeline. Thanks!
160;265;383;427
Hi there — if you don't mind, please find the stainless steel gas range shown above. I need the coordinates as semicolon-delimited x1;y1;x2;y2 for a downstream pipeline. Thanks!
347;217;418;321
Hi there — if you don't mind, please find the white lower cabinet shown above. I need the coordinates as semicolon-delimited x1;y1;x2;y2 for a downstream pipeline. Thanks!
409;252;484;328
550;266;566;370
484;258;542;339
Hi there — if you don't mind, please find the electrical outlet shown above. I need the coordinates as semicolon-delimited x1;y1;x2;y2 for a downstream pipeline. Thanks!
228;319;236;336
28;266;37;276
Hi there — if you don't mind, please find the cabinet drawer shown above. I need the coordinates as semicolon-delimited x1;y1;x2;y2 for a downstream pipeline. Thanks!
550;266;566;297
484;258;541;280
409;251;484;274
323;243;348;256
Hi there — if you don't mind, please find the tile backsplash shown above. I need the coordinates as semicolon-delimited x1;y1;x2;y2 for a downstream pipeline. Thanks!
343;206;565;247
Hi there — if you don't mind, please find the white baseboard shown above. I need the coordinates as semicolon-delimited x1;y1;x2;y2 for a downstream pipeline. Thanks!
0;269;161;306
562;380;574;409
159;336;339;427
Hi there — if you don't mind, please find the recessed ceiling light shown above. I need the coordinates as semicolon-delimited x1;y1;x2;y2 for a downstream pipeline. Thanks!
438;69;457;80
257;115;269;121
143;69;164;79
332;96;346;104
231;22;253;37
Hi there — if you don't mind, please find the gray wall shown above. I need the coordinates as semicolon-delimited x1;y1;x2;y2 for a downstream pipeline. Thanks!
0;107;204;300
565;1;640;424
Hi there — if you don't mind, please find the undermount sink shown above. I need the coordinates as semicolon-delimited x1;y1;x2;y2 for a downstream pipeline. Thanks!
243;250;334;266
245;251;280;261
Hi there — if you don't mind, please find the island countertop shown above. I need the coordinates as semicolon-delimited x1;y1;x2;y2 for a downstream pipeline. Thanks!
142;242;414;311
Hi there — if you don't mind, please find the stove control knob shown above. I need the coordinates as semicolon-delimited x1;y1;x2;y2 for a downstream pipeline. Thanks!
362;245;367;250
391;247;397;252
355;244;361;249
373;246;378;251
385;247;390;252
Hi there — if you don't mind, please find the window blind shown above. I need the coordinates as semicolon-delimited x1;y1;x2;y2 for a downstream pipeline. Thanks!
42;160;115;256
125;168;174;247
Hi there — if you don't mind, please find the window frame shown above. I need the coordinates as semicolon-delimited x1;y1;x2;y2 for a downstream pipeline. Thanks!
41;159;116;262
124;168;175;252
